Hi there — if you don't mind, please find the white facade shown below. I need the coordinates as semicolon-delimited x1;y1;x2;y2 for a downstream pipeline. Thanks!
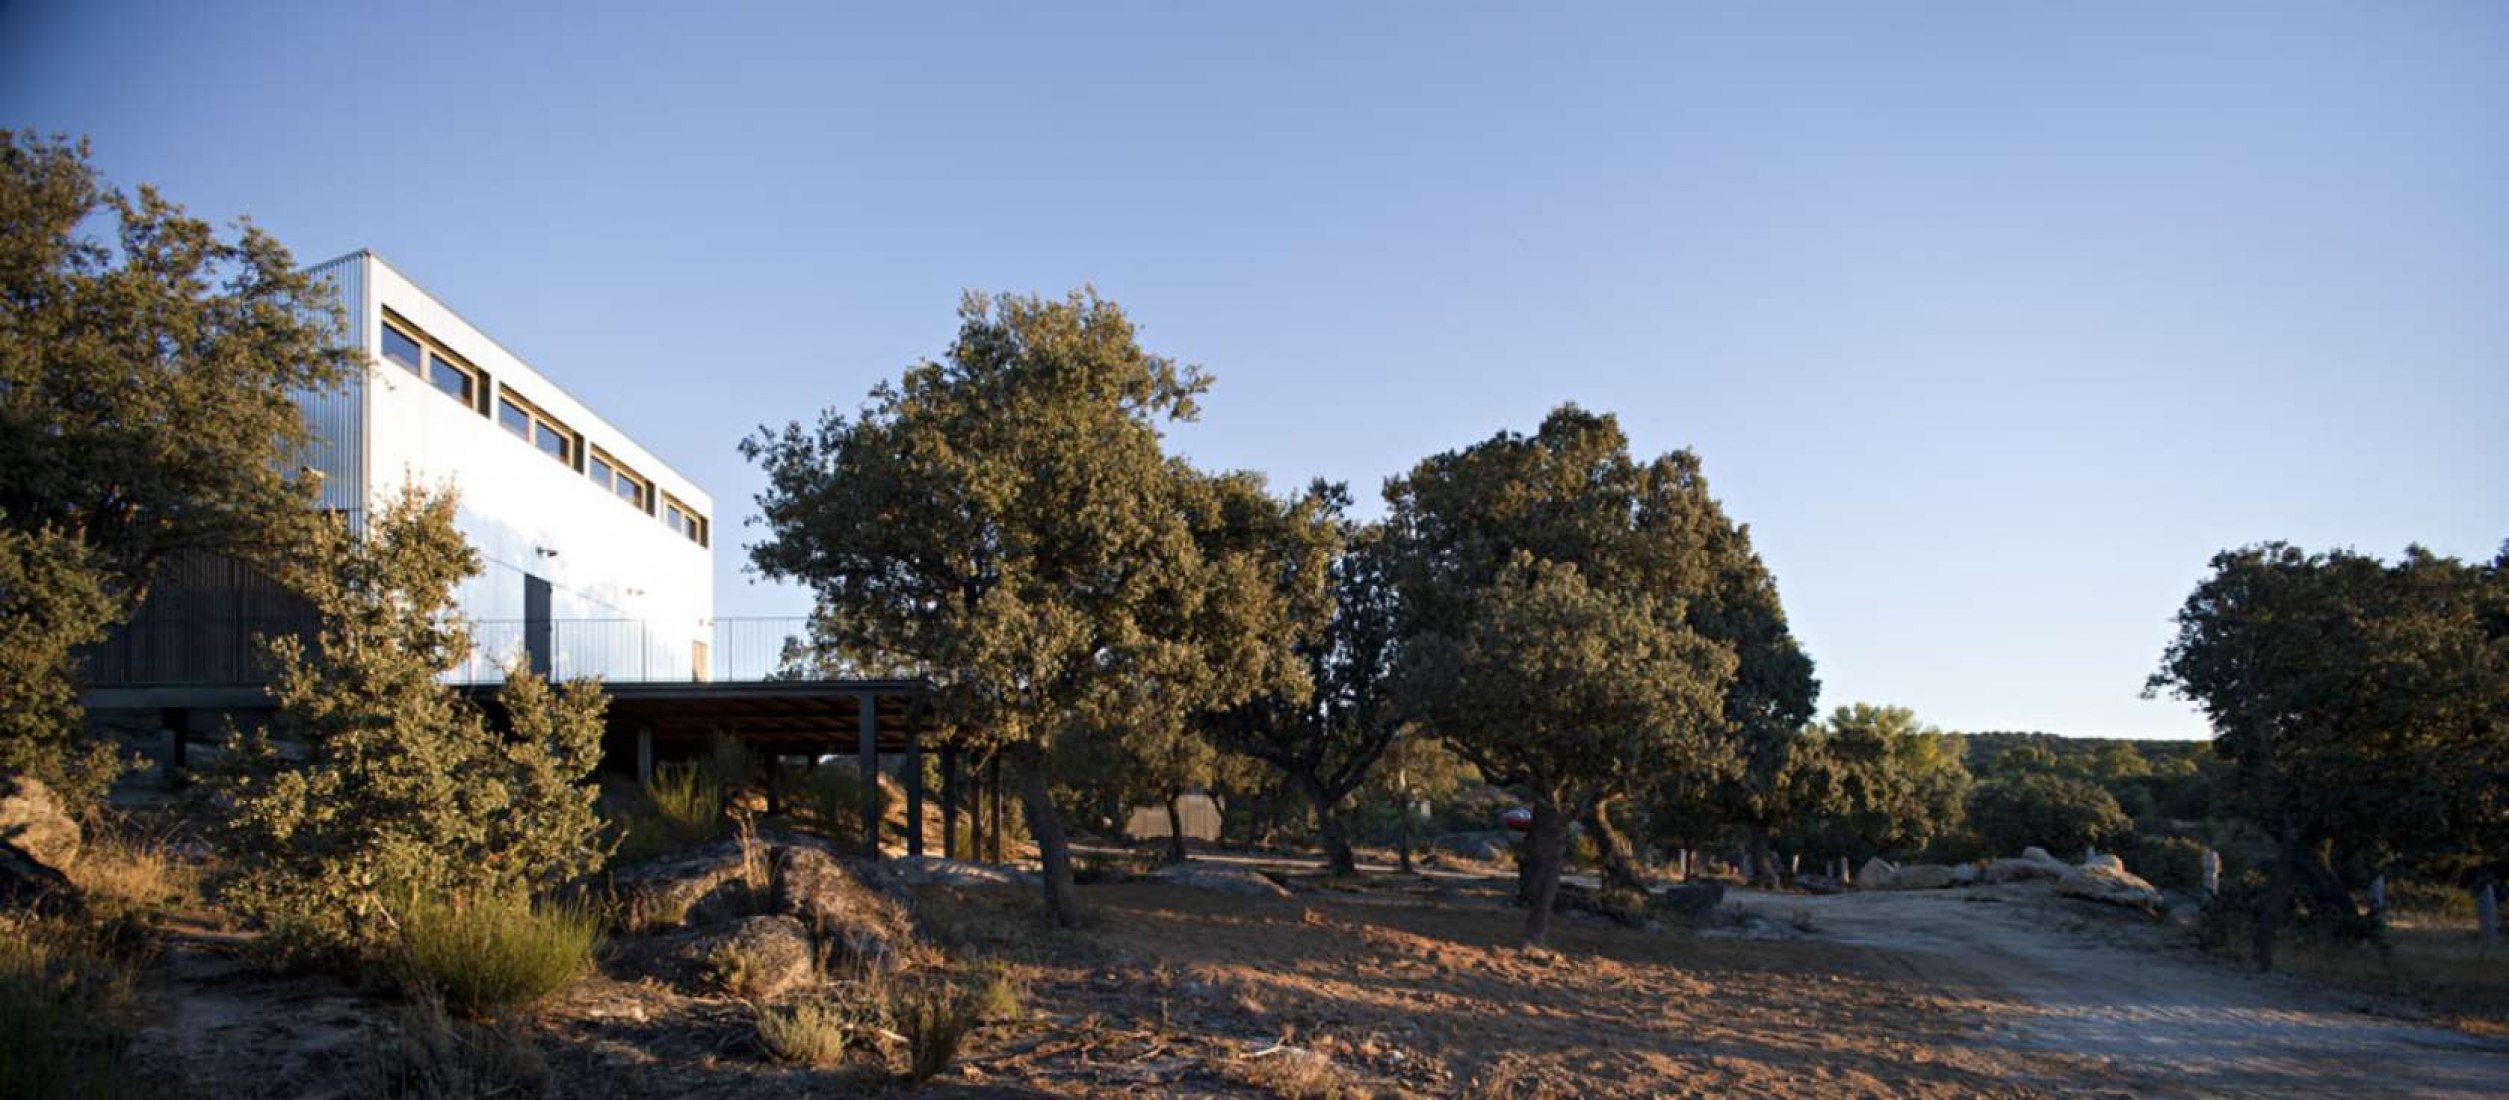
301;251;713;682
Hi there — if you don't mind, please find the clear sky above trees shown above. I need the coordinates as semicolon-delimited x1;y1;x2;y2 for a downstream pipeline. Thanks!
7;2;2501;737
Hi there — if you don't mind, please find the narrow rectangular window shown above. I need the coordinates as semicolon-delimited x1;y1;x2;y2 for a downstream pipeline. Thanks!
426;353;473;404
589;454;615;487
617;477;643;508
535;422;570;463
382;324;424;372
498;396;530;438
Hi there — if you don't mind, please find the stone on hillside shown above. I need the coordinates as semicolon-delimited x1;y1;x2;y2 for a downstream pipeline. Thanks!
2056;862;2163;911
1984;858;2064;884
771;844;918;972
682;915;815;999
607;841;755;931
0;775;79;871
0;841;78;912
890;854;1038;888
2020;846;2069;870
1887;864;1959;890
1854;857;1898;890
1152;862;1292;899
1949;863;1982;886
2083;853;2126;874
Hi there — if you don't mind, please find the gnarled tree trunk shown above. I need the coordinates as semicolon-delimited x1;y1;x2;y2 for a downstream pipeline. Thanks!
1586;796;1648;895
1164;790;1190;864
1521;798;1570;946
1304;776;1359;877
1747;825;1783;888
1014;742;1079;927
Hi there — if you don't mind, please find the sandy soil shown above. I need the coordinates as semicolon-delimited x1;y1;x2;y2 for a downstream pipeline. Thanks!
1726;884;2509;1099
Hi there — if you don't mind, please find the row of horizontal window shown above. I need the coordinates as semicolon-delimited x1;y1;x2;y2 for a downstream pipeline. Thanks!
381;310;709;547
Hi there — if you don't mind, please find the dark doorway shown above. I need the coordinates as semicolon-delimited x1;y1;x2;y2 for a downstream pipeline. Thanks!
524;574;552;676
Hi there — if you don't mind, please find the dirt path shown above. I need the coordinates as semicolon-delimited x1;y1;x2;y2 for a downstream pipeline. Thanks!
1728;884;2509;1098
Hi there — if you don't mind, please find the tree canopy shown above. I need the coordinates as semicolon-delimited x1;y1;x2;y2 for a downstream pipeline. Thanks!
2148;541;2508;963
0;131;351;805
217;486;610;952
1385;406;1746;943
744;290;1316;923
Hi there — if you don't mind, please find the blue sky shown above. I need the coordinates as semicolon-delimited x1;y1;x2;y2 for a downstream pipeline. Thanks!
7;2;2503;738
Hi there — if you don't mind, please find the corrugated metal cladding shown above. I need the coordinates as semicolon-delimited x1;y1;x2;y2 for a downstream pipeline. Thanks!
298;252;369;531
80;551;318;686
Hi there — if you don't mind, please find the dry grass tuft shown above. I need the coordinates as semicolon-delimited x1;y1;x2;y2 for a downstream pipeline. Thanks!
1230;1045;1350;1099
394;893;602;1018
889;980;981;1082
754;999;856;1066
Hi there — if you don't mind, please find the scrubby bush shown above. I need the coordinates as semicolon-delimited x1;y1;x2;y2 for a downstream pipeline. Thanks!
890;981;981;1081
216;489;611;954
802;765;890;851
358;997;549;1099
1970;773;2131;858
755;1000;855;1067
2119;834;2209;893
393;892;602;1017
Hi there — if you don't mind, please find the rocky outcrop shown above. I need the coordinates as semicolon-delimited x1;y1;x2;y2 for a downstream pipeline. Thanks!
1983;858;2063;884
0;841;77;912
0;775;79;871
771;844;918;973
682;915;816;999
889;854;1038;888
1152;862;1292;899
1854;858;1898;890
1886;864;1960;890
2056;861;2163;911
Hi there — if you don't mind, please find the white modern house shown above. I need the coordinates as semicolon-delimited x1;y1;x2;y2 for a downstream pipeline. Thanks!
300;250;715;683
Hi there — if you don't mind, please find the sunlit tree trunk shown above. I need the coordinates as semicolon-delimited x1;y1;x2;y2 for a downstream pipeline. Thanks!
1015;743;1079;927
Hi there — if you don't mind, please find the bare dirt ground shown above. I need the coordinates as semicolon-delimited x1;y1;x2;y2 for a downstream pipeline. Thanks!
1725;884;2509;1099
111;852;2509;1098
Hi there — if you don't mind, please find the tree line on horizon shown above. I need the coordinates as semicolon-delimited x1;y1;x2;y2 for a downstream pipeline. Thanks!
3;131;2501;963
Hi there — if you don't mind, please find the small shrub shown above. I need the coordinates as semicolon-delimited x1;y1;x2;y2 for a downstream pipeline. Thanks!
2385;879;2478;927
803;766;890;851
67;823;195;916
755;1000;854;1067
889;981;980;1082
645;763;724;844
1231;1047;1348;1099
967;961;1026;1022
709;942;782;1001
394;893;602;1017
2117;834;2209;894
358;996;549;1099
0;913;160;1099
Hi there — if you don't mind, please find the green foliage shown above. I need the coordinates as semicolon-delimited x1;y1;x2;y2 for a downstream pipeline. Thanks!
2119;833;2209;893
1790;704;1972;861
214;487;612;952
0;133;351;811
2148;543;2508;881
0;521;122;806
641;763;724;846
799;765;888;851
1970;773;2131;857
745;289;1309;923
1384;407;1785;937
1206;495;1393;875
392;893;601;1018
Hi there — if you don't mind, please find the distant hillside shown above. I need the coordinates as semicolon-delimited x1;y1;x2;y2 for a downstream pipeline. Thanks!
1951;731;2213;776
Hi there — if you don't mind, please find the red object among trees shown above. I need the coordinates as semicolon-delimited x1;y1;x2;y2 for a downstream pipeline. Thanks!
1500;806;1533;832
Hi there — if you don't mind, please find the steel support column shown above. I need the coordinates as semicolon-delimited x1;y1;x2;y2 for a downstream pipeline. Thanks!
857;692;880;859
